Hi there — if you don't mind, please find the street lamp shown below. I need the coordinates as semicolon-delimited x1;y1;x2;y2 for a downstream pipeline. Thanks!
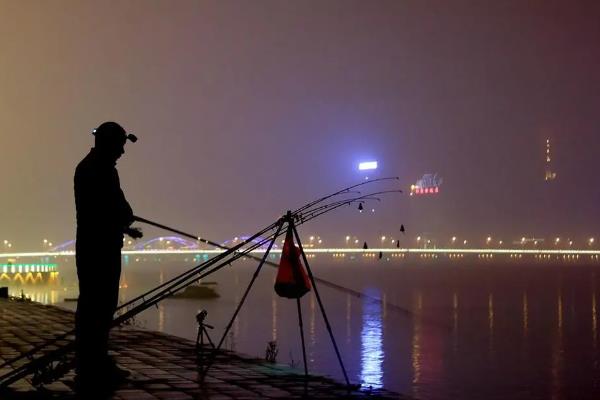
590;238;595;246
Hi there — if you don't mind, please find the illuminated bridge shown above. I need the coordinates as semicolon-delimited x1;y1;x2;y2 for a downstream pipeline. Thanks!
1;248;600;262
0;263;59;284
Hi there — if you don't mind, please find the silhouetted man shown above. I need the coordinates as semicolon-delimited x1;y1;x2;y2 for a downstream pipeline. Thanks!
74;121;142;391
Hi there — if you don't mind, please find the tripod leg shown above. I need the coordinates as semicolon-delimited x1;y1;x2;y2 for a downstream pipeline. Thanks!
202;220;284;375
296;298;308;378
291;223;351;386
198;328;205;364
204;327;215;349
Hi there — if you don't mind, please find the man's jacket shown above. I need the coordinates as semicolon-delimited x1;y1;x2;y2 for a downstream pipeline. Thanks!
74;148;133;250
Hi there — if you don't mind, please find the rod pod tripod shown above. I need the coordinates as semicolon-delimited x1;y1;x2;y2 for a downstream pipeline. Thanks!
200;211;351;387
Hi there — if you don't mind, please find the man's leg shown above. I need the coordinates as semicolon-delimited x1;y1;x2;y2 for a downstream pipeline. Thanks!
99;248;127;379
75;252;105;384
75;248;123;384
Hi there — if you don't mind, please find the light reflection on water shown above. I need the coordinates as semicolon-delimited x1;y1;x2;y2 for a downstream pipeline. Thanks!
360;288;384;389
8;260;600;399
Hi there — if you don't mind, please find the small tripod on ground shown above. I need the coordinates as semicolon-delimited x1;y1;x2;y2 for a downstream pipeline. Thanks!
195;310;215;364
199;211;351;387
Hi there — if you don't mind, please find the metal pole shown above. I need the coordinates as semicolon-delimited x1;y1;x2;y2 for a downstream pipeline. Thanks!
290;218;351;387
296;298;308;378
202;219;284;375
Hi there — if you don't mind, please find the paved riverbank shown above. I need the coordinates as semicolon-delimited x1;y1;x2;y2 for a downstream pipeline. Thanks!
0;298;404;399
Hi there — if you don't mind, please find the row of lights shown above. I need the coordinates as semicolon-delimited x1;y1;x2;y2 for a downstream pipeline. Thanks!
478;254;495;259
1;264;57;274
1;235;598;252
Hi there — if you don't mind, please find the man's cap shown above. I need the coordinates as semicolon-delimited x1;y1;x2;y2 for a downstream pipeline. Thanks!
92;121;138;144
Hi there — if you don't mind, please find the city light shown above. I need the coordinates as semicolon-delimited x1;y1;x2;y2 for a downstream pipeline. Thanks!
358;161;378;171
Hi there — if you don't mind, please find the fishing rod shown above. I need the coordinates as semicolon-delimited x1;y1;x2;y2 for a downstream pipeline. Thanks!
298;190;402;221
0;220;278;371
0;182;406;388
0;227;285;389
293;177;399;215
117;189;408;322
131;196;412;318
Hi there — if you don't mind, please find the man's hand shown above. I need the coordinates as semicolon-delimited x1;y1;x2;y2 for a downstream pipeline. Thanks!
125;226;143;239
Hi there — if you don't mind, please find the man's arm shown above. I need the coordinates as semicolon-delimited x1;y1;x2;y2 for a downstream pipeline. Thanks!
113;170;143;239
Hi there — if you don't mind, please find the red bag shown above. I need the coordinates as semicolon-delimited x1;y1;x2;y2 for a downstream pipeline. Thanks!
274;226;311;299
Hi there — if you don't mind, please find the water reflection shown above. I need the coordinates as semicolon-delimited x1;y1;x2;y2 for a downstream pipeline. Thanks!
593;285;597;349
452;292;459;353
309;294;316;362
551;290;564;400
271;295;277;341
523;292;528;337
488;293;494;356
411;291;422;397
346;293;352;345
158;303;165;332
360;289;384;389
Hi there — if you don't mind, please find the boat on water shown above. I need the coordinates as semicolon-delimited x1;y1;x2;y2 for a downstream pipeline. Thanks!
170;282;219;299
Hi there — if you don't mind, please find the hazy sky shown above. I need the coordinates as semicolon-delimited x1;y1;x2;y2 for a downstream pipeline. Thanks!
1;0;599;249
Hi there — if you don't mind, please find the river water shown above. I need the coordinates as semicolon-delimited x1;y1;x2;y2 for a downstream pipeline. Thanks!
9;256;600;399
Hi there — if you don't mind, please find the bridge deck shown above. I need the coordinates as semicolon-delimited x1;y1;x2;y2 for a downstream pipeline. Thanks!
0;298;403;399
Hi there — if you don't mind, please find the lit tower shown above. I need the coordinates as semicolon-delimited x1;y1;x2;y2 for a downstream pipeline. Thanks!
544;138;556;181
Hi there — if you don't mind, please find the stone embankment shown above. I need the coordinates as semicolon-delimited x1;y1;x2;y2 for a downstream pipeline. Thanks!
0;298;404;399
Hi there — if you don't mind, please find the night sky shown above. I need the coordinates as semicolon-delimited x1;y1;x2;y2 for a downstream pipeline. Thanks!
1;0;599;249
